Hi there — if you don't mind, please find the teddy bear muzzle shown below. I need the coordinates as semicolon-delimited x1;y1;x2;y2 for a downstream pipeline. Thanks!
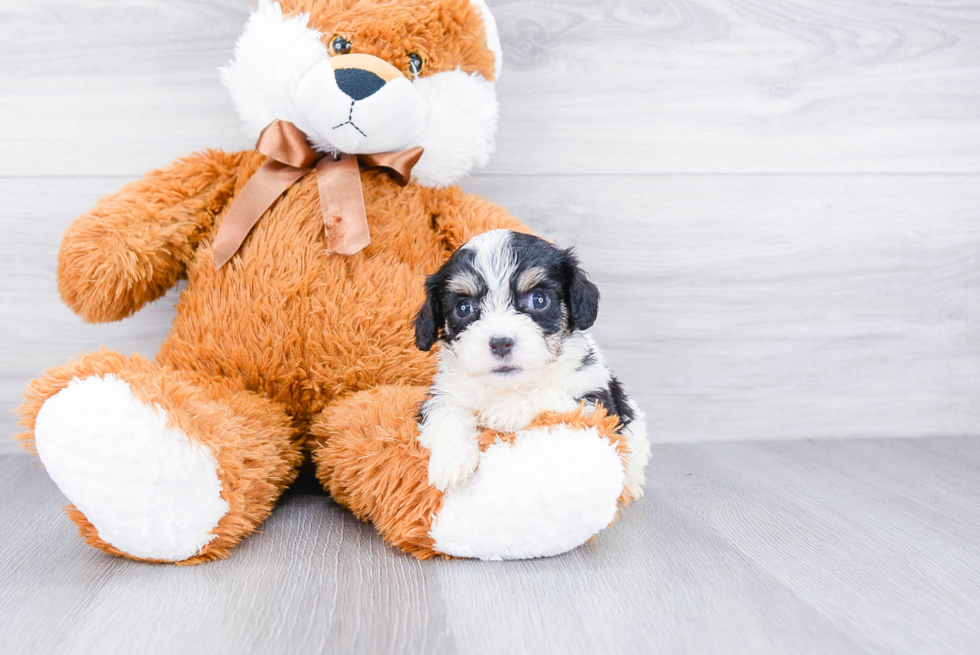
294;52;427;156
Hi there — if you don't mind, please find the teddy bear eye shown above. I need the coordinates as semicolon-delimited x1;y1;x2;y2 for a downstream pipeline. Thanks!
407;52;424;76
330;35;352;55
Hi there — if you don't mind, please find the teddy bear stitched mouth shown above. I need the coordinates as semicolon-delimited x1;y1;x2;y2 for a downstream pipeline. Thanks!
332;99;367;138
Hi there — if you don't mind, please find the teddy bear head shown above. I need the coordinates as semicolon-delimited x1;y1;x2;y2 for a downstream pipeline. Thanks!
222;0;503;187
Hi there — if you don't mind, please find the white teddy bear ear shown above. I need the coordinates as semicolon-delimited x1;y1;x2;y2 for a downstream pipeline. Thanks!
409;0;505;187
409;70;499;188
220;0;327;141
469;0;503;80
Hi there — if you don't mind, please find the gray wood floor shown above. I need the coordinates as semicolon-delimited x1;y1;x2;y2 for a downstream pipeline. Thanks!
2;1;979;653
3;438;980;654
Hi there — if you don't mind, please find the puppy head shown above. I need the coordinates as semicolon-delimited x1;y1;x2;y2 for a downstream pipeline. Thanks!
415;230;600;385
221;0;502;187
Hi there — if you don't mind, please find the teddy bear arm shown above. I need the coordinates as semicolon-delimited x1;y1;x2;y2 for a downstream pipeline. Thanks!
433;192;532;252
57;150;243;323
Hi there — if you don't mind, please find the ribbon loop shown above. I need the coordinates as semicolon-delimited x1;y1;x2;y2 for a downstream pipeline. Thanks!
255;120;321;169
212;120;423;269
359;147;424;187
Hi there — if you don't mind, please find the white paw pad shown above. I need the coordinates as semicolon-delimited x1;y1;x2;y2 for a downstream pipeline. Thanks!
429;424;625;560
34;374;230;562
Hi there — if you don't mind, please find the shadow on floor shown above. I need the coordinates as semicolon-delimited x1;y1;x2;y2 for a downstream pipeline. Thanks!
282;458;329;497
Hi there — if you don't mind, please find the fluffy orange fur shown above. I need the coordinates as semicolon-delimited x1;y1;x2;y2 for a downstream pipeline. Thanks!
279;0;497;80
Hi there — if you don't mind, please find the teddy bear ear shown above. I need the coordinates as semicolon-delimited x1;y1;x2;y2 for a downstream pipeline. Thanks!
469;0;503;81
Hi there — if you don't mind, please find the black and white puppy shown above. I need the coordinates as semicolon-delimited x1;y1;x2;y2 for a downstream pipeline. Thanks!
415;229;649;497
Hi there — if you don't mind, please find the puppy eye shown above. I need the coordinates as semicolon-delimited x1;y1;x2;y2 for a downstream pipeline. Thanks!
453;298;473;319
407;52;424;76
330;35;352;55
528;291;550;311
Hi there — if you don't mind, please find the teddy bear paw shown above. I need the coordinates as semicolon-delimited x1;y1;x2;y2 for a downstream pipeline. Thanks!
428;423;626;560
33;374;230;562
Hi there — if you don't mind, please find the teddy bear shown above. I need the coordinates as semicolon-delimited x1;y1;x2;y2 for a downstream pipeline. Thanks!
16;0;643;563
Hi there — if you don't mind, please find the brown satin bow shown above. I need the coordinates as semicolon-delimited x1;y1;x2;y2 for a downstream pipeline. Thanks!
213;119;424;268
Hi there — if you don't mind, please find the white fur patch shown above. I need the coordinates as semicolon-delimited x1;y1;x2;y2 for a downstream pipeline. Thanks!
621;400;651;499
33;375;230;562
429;424;625;560
462;229;514;310
221;0;327;142
408;70;498;187
470;0;503;80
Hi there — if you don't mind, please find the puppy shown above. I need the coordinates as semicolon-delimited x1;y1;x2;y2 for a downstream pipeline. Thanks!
414;229;650;498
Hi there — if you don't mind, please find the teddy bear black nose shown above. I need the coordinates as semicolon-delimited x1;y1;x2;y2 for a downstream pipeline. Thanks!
335;68;386;101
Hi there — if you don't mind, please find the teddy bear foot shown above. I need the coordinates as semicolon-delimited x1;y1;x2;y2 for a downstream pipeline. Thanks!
429;422;626;560
33;374;231;562
19;350;302;564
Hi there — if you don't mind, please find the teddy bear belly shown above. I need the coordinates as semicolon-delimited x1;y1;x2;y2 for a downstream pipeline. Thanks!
157;249;437;419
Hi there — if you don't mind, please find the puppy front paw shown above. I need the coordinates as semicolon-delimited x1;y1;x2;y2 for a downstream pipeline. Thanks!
427;438;481;492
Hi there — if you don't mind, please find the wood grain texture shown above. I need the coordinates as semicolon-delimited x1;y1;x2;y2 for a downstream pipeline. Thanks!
3;438;979;654
4;175;977;449
1;0;979;176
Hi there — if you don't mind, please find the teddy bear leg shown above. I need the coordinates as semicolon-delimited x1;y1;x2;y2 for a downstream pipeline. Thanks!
309;385;631;560
17;350;302;564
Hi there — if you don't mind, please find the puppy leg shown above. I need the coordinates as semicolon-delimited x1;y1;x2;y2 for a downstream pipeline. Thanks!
621;400;650;500
419;397;481;492
579;381;650;500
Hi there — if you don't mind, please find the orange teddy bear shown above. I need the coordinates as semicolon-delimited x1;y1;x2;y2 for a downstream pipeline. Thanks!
17;0;639;563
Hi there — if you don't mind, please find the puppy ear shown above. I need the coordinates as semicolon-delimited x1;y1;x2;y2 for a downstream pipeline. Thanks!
414;273;444;351
563;250;600;331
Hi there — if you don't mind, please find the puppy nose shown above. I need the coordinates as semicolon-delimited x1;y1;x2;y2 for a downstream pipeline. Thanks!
334;68;385;101
489;337;514;358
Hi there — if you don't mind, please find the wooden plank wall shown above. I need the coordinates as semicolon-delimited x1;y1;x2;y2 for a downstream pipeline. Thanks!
1;0;978;451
